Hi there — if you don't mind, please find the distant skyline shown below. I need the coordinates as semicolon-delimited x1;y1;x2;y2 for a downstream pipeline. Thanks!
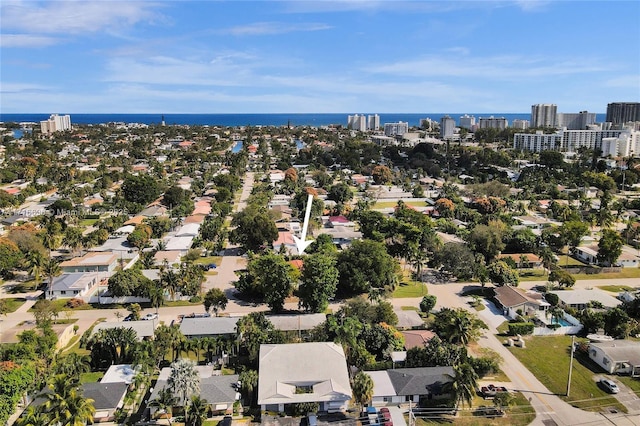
1;1;639;114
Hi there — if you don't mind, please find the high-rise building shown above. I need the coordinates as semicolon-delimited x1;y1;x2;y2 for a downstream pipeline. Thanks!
513;129;624;153
40;114;71;134
459;114;476;129
606;103;640;124
367;114;380;131
531;104;558;128
347;114;367;131
512;119;530;130
440;115;456;139
384;121;409;137
557;111;596;130
478;116;508;130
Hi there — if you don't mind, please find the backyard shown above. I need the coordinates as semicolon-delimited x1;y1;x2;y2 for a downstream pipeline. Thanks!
506;335;626;412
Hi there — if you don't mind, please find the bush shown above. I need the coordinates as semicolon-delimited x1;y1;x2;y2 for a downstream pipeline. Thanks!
548;323;562;330
469;356;500;377
507;322;534;336
189;296;202;303
545;292;559;306
66;298;86;309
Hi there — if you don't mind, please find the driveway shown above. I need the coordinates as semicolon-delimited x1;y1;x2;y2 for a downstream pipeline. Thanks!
477;299;511;330
593;374;640;414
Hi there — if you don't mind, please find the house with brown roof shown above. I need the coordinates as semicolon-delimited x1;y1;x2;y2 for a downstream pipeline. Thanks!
401;330;437;350
60;252;118;273
492;285;548;319
497;253;543;268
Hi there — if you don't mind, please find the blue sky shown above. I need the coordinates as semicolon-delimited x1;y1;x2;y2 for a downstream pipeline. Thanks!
1;0;639;113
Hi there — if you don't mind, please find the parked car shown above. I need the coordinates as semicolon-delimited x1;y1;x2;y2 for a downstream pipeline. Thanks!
307;413;318;426
599;378;620;394
142;313;158;321
378;407;392;426
123;314;135;321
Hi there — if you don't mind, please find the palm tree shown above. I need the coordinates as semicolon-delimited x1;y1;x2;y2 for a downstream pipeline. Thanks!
352;371;374;410
40;374;96;426
53;352;90;382
148;285;165;315
160;268;180;301
26;250;45;288
168;359;200;408
447;363;478;409
86;327;138;366
14;405;50;426
150;387;176;425
62;226;83;256
186;395;209;426
43;258;61;300
239;369;258;406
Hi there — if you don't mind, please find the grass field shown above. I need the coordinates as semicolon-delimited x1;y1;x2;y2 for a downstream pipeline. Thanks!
373;200;426;209
1;298;26;313
80;371;104;384
414;392;535;425
393;280;428;298
556;255;588;267
506;335;626;412
597;285;636;293
572;268;640;280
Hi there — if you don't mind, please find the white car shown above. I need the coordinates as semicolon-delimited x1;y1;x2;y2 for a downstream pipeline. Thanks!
600;379;620;394
142;313;158;321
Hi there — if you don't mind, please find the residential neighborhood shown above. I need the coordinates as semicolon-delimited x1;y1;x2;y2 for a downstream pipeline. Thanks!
0;103;640;426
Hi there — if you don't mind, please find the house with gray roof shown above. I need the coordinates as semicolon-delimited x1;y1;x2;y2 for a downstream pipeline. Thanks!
92;320;157;340
180;317;239;339
550;289;622;310
83;382;128;422
147;366;240;418
257;342;352;413
48;272;100;300
368;367;454;406
588;340;640;376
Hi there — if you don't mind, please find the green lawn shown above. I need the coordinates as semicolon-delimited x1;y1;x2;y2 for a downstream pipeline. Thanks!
506;335;626;412
618;376;640;393
414;392;535;425
79;218;99;227
518;270;548;282
373;200;426;209
80;371;104;384
393;280;428;298
5;280;41;293
28;299;94;312
1;298;26;313
556;255;587;267
572;268;640;280
597;285;636;293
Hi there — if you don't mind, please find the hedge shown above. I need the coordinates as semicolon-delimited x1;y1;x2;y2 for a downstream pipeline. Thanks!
508;322;534;336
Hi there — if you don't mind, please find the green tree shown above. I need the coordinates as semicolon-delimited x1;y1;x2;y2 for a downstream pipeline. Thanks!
419;295;437;314
204;288;228;316
52;353;90;382
85;327;138;367
127;224;152;250
62;226;83;256
230;206;278;252
298;254;339;313
548;269;575;288
433;308;488;345
150;387;176;424
39;374;95;426
32;299;60;327
432;243;477;280
351;371;374;409
597;229;623;266
603;307;630;339
487;261;519;287
336;240;398;296
239;369;259;406
371;165;393;185
242;253;293;312
447;363;478;408
121;174;162;205
107;269;153;297
168;359;200;407
328;182;353;204
467;223;505;262
186;395;209;426
559;221;589;255
0;237;23;277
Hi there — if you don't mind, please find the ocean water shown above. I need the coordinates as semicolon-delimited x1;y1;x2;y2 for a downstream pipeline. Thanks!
0;112;607;127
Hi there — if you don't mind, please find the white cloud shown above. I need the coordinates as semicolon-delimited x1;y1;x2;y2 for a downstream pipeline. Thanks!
221;22;332;36
0;34;59;48
0;1;162;34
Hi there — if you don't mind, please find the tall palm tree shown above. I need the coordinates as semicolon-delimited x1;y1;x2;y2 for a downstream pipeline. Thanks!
239;369;258;406
150;388;176;425
39;374;95;426
147;285;165;315
160;268;180;301
26;250;45;288
351;371;374;410
447;363;478;409
62;227;83;256
43;258;61;300
186;395;209;426
53;352;90;382
168;359;200;408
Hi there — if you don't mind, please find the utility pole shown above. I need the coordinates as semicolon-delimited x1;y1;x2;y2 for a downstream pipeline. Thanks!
567;335;575;396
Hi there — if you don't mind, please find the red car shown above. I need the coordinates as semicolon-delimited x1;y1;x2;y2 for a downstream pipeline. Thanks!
378;408;392;426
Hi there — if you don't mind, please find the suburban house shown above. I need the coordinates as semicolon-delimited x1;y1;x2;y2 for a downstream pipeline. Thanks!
92;320;157;340
497;253;543;269
493;285;549;319
257;342;352;413
368;367;454;406
588;340;640;376
266;314;327;334
549;289;622;310
575;245;640;267
273;230;297;255
394;309;425;329
48;272;101;300
82;382;128;423
59;252;118;273
180;317;240;339
153;250;182;267
148;366;240;418
401;330;437;350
